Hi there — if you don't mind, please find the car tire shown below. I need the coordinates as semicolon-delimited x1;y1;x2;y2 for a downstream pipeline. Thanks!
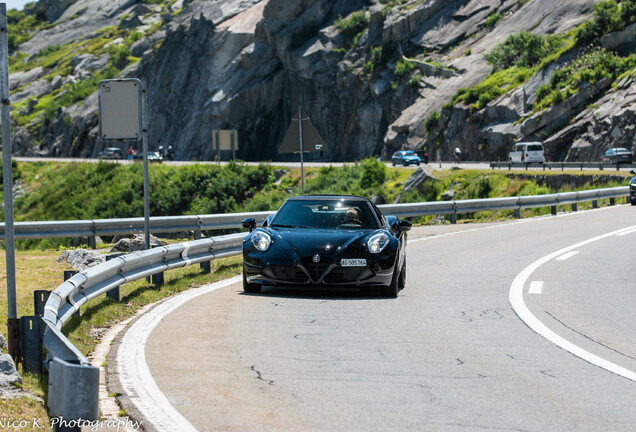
398;260;406;289
416;162;420;166
403;161;408;166
381;260;400;298
243;267;261;294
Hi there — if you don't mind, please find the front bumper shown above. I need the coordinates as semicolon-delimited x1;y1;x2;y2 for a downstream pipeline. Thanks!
243;250;395;287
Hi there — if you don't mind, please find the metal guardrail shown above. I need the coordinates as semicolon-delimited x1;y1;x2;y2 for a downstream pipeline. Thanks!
490;161;636;171
0;187;629;241
15;185;631;426
41;233;244;423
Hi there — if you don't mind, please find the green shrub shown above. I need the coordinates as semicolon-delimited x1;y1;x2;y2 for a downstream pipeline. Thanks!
485;31;564;71
576;1;625;42
359;157;387;190
370;45;383;64
452;66;532;110
533;48;636;111
424;111;440;132
334;10;369;37
485;12;502;28
394;58;415;77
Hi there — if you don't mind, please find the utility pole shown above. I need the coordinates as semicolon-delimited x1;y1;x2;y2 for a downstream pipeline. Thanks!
0;4;18;360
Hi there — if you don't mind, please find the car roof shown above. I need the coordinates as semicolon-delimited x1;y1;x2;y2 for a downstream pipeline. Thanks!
286;194;370;202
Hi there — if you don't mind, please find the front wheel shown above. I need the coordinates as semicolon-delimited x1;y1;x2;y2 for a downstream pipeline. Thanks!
243;267;262;294
398;260;406;288
381;261;400;298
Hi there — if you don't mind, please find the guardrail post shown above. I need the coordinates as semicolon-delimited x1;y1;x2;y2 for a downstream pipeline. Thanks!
450;214;457;224
571;203;577;212
609;197;615;206
152;271;164;286
34;290;50;317
592;200;598;208
194;230;212;273
104;256;120;301
551;205;557;216
48;358;99;431
514;208;521;219
20;316;42;375
88;236;97;250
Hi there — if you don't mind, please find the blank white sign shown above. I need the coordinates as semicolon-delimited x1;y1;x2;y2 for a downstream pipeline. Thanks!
98;79;142;141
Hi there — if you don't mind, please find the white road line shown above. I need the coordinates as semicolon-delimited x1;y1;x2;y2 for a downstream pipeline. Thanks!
555;251;579;261
117;275;242;432
616;228;636;236
528;281;543;294
509;225;636;382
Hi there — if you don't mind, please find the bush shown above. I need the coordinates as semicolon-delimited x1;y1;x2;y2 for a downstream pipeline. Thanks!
485;12;502;28
424;111;440;132
485;31;564;71
576;1;625;42
533;48;636;111
334;10;369;38
394;58;415;77
359;158;387;190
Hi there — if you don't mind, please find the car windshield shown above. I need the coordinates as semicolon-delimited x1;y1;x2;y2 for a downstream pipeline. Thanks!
271;199;380;230
403;151;415;156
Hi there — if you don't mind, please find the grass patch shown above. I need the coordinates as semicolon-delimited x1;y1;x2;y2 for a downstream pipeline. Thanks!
0;246;243;428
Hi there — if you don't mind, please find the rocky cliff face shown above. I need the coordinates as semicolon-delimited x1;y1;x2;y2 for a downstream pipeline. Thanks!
4;0;635;163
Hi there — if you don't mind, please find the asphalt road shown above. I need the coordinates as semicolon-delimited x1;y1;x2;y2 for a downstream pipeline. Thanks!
14;156;636;172
111;205;636;432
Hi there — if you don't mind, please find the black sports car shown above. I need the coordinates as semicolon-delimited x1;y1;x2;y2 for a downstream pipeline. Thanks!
241;195;411;297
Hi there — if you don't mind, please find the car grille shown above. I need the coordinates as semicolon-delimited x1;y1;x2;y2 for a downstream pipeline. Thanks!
268;266;307;283
324;267;368;284
302;258;327;282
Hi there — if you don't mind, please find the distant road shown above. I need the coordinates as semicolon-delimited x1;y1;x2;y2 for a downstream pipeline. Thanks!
13;157;636;172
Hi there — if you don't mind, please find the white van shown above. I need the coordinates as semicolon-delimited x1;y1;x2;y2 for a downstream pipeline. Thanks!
508;142;545;163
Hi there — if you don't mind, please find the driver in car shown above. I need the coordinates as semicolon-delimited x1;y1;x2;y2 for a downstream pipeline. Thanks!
344;207;361;224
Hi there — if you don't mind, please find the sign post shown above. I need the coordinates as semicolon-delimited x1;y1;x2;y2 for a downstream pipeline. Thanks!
212;129;239;162
0;4;18;361
278;107;327;194
98;78;150;250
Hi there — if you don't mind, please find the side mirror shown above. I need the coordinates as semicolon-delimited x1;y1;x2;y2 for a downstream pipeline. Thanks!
392;219;412;233
241;218;256;232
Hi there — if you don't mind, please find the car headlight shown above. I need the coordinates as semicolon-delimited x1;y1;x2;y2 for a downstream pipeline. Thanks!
368;232;390;254
251;230;272;251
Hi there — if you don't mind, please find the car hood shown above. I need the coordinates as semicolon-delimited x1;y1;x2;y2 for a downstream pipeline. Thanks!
271;228;370;258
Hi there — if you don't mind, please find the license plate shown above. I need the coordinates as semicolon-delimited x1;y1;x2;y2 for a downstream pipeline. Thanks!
340;258;367;267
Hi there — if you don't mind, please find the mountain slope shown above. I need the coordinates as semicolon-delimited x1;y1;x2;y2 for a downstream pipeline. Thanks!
3;0;635;163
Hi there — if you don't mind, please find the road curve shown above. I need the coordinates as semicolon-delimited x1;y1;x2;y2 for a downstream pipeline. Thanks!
111;205;636;431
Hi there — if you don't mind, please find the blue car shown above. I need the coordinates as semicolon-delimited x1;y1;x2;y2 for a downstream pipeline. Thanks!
391;150;421;166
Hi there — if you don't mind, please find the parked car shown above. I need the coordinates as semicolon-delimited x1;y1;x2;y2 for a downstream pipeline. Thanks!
601;147;633;165
630;169;636;206
147;151;163;162
391;150;421;166
415;151;429;164
241;195;411;297
98;147;123;159
132;151;164;162
508;142;545;163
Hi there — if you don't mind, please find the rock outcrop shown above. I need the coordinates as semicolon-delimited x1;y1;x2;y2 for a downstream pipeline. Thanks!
5;0;636;163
